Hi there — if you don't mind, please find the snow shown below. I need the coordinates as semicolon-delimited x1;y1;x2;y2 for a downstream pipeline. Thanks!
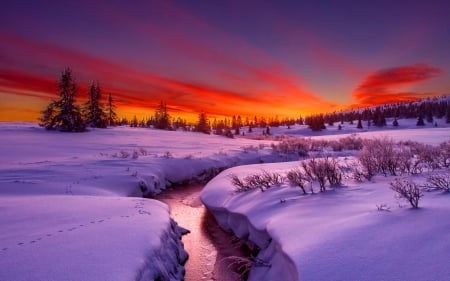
1;120;449;280
0;122;275;280
201;123;450;280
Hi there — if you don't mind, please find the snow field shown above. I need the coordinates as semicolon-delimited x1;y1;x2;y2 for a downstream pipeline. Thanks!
201;159;450;281
1;121;449;280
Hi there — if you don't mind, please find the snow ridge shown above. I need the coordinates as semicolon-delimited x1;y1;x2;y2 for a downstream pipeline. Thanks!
135;220;188;281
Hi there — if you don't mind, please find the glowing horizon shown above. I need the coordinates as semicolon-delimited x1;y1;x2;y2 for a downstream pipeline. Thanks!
1;1;449;122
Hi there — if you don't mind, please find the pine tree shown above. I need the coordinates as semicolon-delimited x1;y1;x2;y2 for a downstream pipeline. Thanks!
416;114;425;126
356;117;363;129
39;102;56;129
446;106;450;124
106;93;118;126
39;67;85;132
83;82;107;128
393;118;399;126
154;101;171;130
195;112;211;134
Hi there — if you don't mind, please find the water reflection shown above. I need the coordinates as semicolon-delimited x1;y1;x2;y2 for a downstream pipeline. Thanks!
157;185;249;281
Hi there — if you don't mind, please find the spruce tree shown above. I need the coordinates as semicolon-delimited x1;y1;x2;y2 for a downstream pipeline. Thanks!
39;67;85;132
106;93;118;126
154;101;171;130
416;114;425;126
83;82;107;128
39;102;56;129
195;112;211;134
356;117;363;129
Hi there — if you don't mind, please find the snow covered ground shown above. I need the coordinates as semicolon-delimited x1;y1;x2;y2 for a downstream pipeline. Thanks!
1;120;449;280
201;121;450;281
0;122;276;280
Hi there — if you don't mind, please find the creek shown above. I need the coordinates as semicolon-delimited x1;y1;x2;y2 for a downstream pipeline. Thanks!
157;184;250;281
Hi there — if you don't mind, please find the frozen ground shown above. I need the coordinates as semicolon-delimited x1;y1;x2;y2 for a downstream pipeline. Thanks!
1;120;449;280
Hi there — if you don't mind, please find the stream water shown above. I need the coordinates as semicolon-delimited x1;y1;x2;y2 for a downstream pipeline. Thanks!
157;184;249;281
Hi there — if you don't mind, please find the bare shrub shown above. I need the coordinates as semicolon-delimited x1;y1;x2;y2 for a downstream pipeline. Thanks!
163;151;173;158
324;157;342;186
139;147;148;156
425;173;450;192
415;144;440;171
286;168;309;194
230;174;251;192
338;134;364;150
132;150;139;159
230;170;284;192
390;178;424;208
329;140;344;152
271;137;309;157
438;141;450;168
302;158;328;192
120;150;130;158
359;137;402;176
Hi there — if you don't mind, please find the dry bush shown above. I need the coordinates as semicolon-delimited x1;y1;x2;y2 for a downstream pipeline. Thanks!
390;178;424;208
286;168;309;194
438;141;450;168
230;170;284;192
425;173;450;192
271;137;309;157
415;143;440;171
359;137;404;176
302;158;327;192
338;134;364;150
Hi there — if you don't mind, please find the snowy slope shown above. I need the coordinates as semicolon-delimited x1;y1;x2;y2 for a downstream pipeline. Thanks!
0;122;275;281
201;129;450;281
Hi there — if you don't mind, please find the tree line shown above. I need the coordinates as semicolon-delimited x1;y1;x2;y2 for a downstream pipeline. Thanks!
40;68;450;133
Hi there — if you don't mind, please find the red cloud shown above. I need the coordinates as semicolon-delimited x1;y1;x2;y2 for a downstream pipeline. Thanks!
353;64;443;106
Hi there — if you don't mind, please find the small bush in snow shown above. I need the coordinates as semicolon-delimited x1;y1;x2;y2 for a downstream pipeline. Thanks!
271;138;309;157
120;150;130;158
390;178;424;208
163;151;173;158
286;168;309;194
139;147;148;156
230;170;284;192
438;141;450;168
301;158;326;192
338;134;364;150
132;150;139;159
359;137;404;176
301;157;342;192
425;173;450;192
325;157;342;186
415;143;440;171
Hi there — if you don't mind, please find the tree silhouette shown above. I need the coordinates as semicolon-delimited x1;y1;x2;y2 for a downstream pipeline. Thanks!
106;93;118;126
83;81;107;128
154;101;171;130
39;67;85;132
195;112;211;134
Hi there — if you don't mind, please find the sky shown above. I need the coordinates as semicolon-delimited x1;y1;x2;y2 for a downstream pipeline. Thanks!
1;0;449;122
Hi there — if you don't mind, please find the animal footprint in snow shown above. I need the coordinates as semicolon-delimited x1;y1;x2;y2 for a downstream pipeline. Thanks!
17;242;24;246
2;248;7;251
46;234;52;237
30;241;36;243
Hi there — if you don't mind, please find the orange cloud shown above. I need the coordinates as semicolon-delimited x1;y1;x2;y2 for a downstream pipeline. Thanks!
353;64;443;106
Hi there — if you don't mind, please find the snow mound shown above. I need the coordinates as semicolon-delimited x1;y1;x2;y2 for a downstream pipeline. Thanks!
201;162;450;281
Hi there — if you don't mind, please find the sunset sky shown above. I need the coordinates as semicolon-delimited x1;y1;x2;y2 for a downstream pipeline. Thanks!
1;0;449;122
